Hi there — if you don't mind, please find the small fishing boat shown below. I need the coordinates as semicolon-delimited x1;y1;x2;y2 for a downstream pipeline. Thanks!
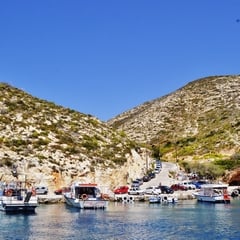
149;195;178;204
161;195;178;204
63;183;108;209
149;195;161;204
193;184;230;203
0;182;38;213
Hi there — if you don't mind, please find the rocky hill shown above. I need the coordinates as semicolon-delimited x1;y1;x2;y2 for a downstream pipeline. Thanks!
0;83;147;192
108;75;240;163
1;75;240;190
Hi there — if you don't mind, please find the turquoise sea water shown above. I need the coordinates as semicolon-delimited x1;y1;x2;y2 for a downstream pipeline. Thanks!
0;199;240;240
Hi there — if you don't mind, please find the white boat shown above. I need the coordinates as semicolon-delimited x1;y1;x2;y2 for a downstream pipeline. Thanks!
0;182;38;213
149;195;178;204
63;183;108;209
193;184;231;203
161;195;178;204
149;195;161;204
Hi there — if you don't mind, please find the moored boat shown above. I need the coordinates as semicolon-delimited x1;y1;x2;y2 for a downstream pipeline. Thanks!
149;195;178;204
0;182;38;213
193;184;230;203
63;182;108;209
161;195;178;204
149;195;161;204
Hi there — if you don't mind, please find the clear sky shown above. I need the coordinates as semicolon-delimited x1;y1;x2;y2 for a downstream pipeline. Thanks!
0;1;239;121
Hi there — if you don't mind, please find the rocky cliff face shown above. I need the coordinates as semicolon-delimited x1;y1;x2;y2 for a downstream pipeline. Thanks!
108;75;240;162
224;168;240;185
0;83;146;192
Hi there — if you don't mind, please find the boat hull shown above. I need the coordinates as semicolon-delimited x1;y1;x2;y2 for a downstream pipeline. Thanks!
162;196;178;204
193;184;231;204
64;195;108;209
0;197;38;213
1;204;37;213
194;194;230;203
149;196;161;204
149;195;178;204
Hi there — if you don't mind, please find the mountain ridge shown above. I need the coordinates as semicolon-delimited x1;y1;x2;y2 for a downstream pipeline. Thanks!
0;82;145;191
1;75;240;190
108;75;240;162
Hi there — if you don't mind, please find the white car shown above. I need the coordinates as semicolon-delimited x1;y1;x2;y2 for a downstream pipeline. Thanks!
128;187;145;195
144;186;161;195
35;186;48;195
180;181;196;190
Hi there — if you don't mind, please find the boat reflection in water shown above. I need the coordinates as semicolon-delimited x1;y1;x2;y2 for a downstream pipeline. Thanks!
63;183;108;209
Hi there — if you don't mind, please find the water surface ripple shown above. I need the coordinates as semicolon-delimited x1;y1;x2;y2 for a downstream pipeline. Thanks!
1;199;240;240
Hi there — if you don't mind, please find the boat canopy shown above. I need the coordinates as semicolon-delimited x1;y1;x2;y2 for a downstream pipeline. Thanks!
201;184;228;189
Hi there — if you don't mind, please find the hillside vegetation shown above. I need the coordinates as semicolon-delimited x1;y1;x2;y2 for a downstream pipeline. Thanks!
1;75;240;188
108;75;240;182
0;83;143;190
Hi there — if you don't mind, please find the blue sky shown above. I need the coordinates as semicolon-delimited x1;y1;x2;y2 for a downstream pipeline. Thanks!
0;1;239;121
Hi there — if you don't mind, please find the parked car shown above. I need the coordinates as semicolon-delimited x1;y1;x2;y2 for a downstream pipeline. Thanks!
188;173;199;180
148;172;156;179
145;186;161;195
143;175;150;182
155;160;162;168
159;185;174;194
170;184;187;191
35;186;48;195
54;187;71;195
135;178;143;185
131;180;141;188
128;187;145;195
114;186;129;194
191;180;209;189
180;181;196;190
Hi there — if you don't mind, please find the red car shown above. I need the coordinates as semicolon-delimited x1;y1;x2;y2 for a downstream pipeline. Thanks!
170;184;187;191
54;187;71;195
114;186;129;194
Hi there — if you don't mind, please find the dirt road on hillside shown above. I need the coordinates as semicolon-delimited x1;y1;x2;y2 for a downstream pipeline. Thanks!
141;162;179;189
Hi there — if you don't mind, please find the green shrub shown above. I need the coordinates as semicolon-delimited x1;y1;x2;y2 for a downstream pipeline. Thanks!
82;139;99;151
64;146;80;154
0;157;13;167
180;160;226;180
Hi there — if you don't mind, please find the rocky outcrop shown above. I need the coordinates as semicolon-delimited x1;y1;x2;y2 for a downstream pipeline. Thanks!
224;168;240;185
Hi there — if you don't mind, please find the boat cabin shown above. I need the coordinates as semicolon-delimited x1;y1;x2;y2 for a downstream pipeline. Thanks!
201;184;228;196
73;183;101;199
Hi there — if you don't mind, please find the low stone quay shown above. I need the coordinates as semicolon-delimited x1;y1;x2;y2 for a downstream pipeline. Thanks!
37;194;64;204
37;190;196;204
113;191;196;202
